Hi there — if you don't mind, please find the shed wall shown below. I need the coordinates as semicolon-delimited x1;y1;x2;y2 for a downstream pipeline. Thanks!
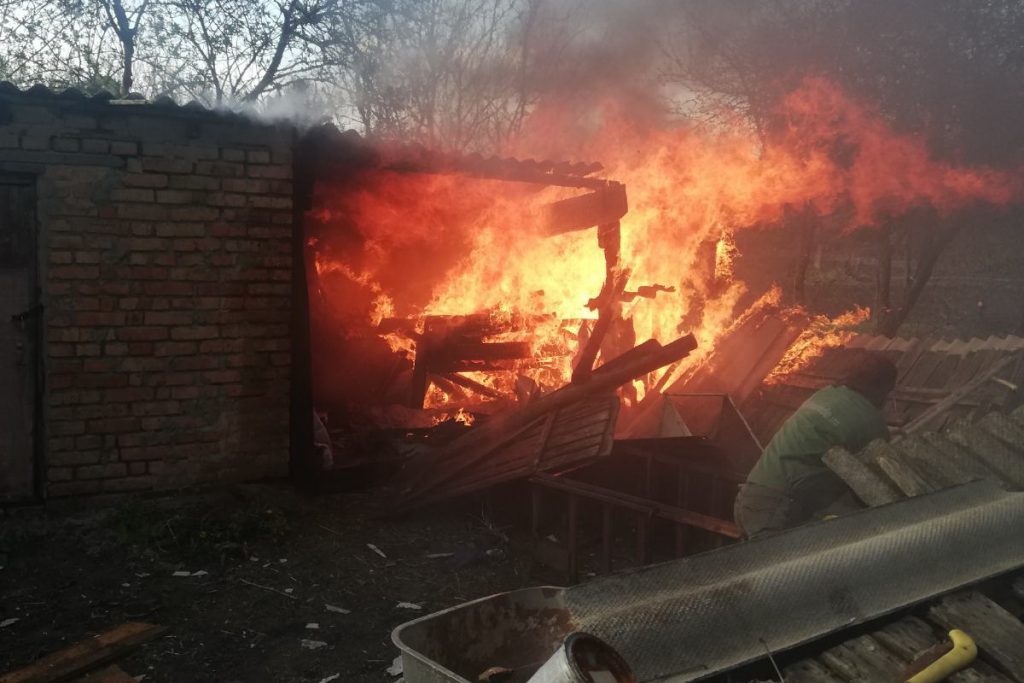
0;93;296;497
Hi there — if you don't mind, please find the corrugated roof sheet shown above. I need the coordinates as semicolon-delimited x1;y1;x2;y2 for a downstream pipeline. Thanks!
741;334;1024;444
1;81;611;185
765;405;1024;683
0;80;259;122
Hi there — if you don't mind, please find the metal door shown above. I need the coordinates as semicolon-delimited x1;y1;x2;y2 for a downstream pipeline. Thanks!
0;176;38;502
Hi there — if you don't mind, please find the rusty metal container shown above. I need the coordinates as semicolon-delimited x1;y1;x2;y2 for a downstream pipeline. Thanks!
392;586;573;683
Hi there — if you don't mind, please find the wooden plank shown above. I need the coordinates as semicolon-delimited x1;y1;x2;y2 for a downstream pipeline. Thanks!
978;412;1024;453
892;435;979;488
903;356;1017;434
928;591;1024;682
78;666;137;683
823;446;903;507
530;473;741;538
921;433;1005;484
873;615;939;660
783;659;846;683
817;634;906;681
0;623;166;683
945;421;1024;489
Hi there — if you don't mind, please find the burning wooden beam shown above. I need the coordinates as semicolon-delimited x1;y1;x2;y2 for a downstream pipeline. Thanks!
386;333;698;511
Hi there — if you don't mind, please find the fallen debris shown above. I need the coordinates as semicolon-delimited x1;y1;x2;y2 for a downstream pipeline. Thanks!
237;578;297;600
387;655;404;676
367;543;388;559
300;640;328;651
0;618;19;628
0;622;166;683
324;604;350;615
396;602;422;611
387;334;697;511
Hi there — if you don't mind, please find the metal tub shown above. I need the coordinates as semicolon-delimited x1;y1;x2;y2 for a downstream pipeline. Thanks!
393;586;574;683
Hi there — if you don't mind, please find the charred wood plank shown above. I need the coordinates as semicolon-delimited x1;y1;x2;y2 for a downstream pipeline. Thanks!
542;183;628;234
440;372;503;400
928;591;1024;681
530;472;741;538
0;623;166;683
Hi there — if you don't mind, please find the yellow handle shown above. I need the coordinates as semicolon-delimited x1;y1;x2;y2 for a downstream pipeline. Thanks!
906;630;977;683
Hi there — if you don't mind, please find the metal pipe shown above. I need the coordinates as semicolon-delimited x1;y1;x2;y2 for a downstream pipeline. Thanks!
527;632;636;683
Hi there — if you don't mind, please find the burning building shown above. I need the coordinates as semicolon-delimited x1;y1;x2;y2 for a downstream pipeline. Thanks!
1;73;1020;511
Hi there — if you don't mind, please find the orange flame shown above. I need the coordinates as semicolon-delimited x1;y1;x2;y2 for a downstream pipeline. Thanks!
309;77;1019;411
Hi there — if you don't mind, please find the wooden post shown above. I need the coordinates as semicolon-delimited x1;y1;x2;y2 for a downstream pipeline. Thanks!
675;464;689;558
601;504;612;574
567;494;579;584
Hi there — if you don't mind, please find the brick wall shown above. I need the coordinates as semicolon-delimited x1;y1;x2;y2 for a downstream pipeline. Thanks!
1;91;298;496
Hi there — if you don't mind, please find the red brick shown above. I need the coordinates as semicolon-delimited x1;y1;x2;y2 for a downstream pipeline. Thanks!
170;326;219;340
101;476;153;492
156;189;193;204
117;326;169;341
144;282;194;296
142;157;193;174
128;462;147;475
170;356;217;371
144;311;193;326
104;387;154;402
111;188;154;202
195;160;244;176
154;341;197;356
51;265;100;280
76;374;129;389
49;450;101;466
123;173;168;188
169;175;220;191
76;434;104;450
50;420;87;436
88;417;141;433
199;339;244;353
170;206;219;222
203;369;242;384
73;312;126;327
83;358;118;373
77;463;128;479
131;400;181;417
49;480;101;497
48;467;74;482
108;140;137;155
75;343;102;357
155;222;205;237
170;386;201;399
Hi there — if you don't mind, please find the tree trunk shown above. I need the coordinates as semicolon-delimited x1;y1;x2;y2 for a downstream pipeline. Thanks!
874;224;892;333
793;206;816;305
877;220;959;337
121;37;135;95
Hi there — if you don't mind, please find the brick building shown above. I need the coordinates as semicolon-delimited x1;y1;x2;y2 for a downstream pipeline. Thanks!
0;84;310;502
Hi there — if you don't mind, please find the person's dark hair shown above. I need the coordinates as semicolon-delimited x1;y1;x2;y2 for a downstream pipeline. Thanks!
841;353;897;407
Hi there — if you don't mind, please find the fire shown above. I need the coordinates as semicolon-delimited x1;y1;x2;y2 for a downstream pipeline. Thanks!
768;306;873;382
308;77;1019;413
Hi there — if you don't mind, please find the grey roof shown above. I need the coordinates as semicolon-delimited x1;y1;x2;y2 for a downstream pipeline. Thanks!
741;334;1024;443
0;80;259;123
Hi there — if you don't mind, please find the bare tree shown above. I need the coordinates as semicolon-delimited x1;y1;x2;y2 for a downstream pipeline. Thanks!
664;0;1024;335
98;0;152;95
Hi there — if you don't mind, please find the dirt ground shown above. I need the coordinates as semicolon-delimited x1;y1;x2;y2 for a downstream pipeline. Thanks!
0;483;554;682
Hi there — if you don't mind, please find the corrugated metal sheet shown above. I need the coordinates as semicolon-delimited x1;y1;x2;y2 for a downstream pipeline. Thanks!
393;480;1024;683
742;335;1024;444
774;405;1024;683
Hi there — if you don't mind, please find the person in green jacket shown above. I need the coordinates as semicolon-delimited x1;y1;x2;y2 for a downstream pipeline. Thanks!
734;353;897;538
